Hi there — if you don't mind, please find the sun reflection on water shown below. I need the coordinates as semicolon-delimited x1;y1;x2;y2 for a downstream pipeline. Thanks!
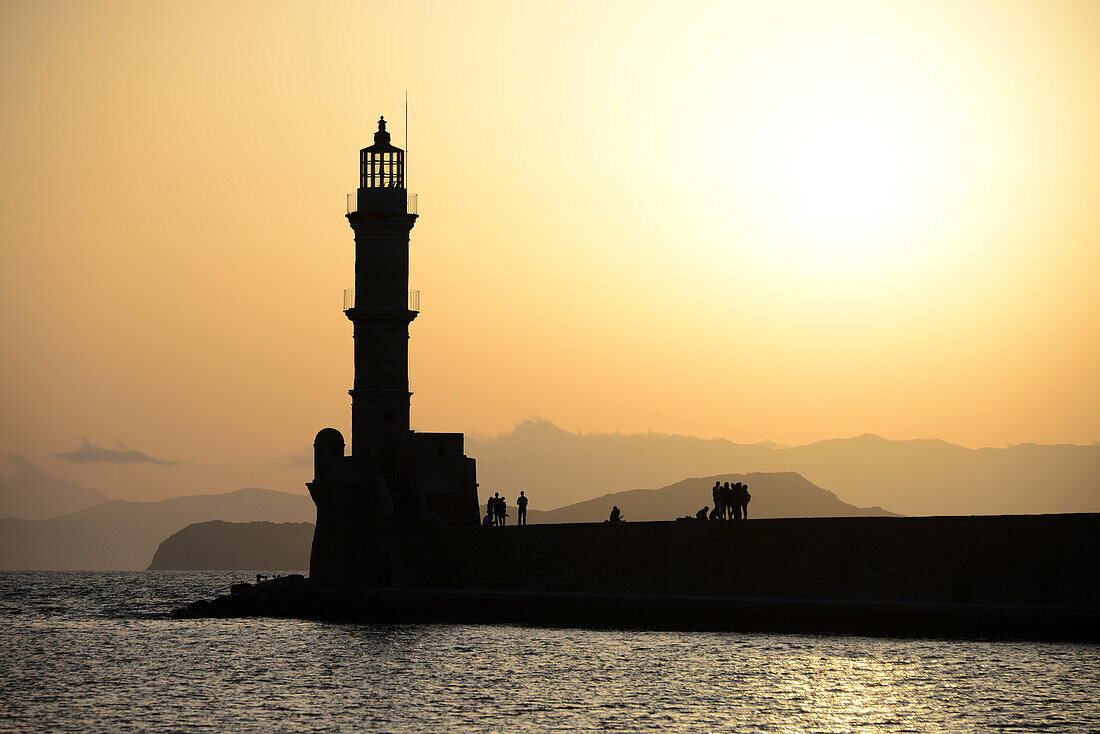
1;573;1098;733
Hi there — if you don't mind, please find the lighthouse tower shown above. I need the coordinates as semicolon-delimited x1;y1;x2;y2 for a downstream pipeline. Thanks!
307;116;479;588
346;116;417;491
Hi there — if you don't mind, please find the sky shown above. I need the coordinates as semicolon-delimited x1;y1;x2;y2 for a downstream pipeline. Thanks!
2;0;1098;501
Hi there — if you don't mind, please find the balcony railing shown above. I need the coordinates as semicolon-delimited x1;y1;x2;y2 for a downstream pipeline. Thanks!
346;191;418;215
344;289;420;312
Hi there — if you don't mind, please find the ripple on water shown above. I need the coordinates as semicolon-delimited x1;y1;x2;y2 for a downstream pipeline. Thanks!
0;572;1099;733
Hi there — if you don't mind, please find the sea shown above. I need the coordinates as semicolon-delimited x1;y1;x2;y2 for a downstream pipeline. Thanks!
0;572;1097;733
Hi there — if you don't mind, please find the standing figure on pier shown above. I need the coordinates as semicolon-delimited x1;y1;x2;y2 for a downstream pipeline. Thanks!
517;491;528;525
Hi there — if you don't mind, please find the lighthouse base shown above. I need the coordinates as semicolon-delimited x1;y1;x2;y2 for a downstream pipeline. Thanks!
307;428;479;588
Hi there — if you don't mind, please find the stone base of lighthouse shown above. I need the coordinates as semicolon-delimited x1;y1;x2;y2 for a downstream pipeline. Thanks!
307;428;479;588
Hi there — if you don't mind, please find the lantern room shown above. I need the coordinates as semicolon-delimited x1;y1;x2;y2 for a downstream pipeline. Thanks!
360;116;404;189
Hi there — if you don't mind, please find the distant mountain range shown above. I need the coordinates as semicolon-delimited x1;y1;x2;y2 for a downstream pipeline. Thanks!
148;521;314;571
0;487;315;570
3;421;1096;569
468;419;1100;516
0;454;111;519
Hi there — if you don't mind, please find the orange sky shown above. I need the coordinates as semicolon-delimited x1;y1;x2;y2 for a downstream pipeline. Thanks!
2;0;1098;500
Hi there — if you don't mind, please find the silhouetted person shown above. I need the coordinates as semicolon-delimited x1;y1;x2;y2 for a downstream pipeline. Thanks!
483;511;494;527
499;496;509;526
517;490;528;525
720;483;735;519
696;506;709;521
712;481;723;519
608;506;622;523
709;505;721;520
729;482;749;519
491;492;501;526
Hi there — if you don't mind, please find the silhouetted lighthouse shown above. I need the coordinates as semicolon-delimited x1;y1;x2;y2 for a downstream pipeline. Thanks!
308;116;479;588
346;116;417;491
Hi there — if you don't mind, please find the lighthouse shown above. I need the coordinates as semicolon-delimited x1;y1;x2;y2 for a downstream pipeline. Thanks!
346;116;418;492
308;116;479;588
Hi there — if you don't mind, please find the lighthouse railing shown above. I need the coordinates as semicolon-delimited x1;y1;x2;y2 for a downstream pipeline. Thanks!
346;192;418;215
343;289;420;312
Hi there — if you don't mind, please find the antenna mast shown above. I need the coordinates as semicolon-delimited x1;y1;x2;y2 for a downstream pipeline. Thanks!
404;91;408;183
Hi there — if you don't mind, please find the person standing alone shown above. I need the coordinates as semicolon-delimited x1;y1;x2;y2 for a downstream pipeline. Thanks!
517;491;528;525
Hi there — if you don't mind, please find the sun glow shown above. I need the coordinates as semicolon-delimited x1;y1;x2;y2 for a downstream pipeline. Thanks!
668;7;965;277
784;115;902;230
755;105;939;273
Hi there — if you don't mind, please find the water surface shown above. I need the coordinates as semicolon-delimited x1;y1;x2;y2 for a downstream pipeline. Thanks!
1;572;1097;732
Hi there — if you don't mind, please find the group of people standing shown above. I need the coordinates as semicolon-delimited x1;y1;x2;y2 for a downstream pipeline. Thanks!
483;481;749;527
484;491;528;526
698;480;751;521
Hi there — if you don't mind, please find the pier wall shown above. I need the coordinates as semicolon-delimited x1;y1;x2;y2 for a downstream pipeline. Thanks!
397;514;1098;608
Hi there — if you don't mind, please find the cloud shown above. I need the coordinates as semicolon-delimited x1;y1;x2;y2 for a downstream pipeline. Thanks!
273;451;312;468
55;439;177;465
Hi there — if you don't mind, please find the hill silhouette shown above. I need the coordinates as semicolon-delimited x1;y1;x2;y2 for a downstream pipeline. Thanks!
483;471;893;523
0;455;111;519
525;472;896;523
0;488;314;570
468;419;1100;516
148;521;313;571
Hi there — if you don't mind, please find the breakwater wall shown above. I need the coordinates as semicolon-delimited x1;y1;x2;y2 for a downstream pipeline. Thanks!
176;514;1099;639
419;514;1098;608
